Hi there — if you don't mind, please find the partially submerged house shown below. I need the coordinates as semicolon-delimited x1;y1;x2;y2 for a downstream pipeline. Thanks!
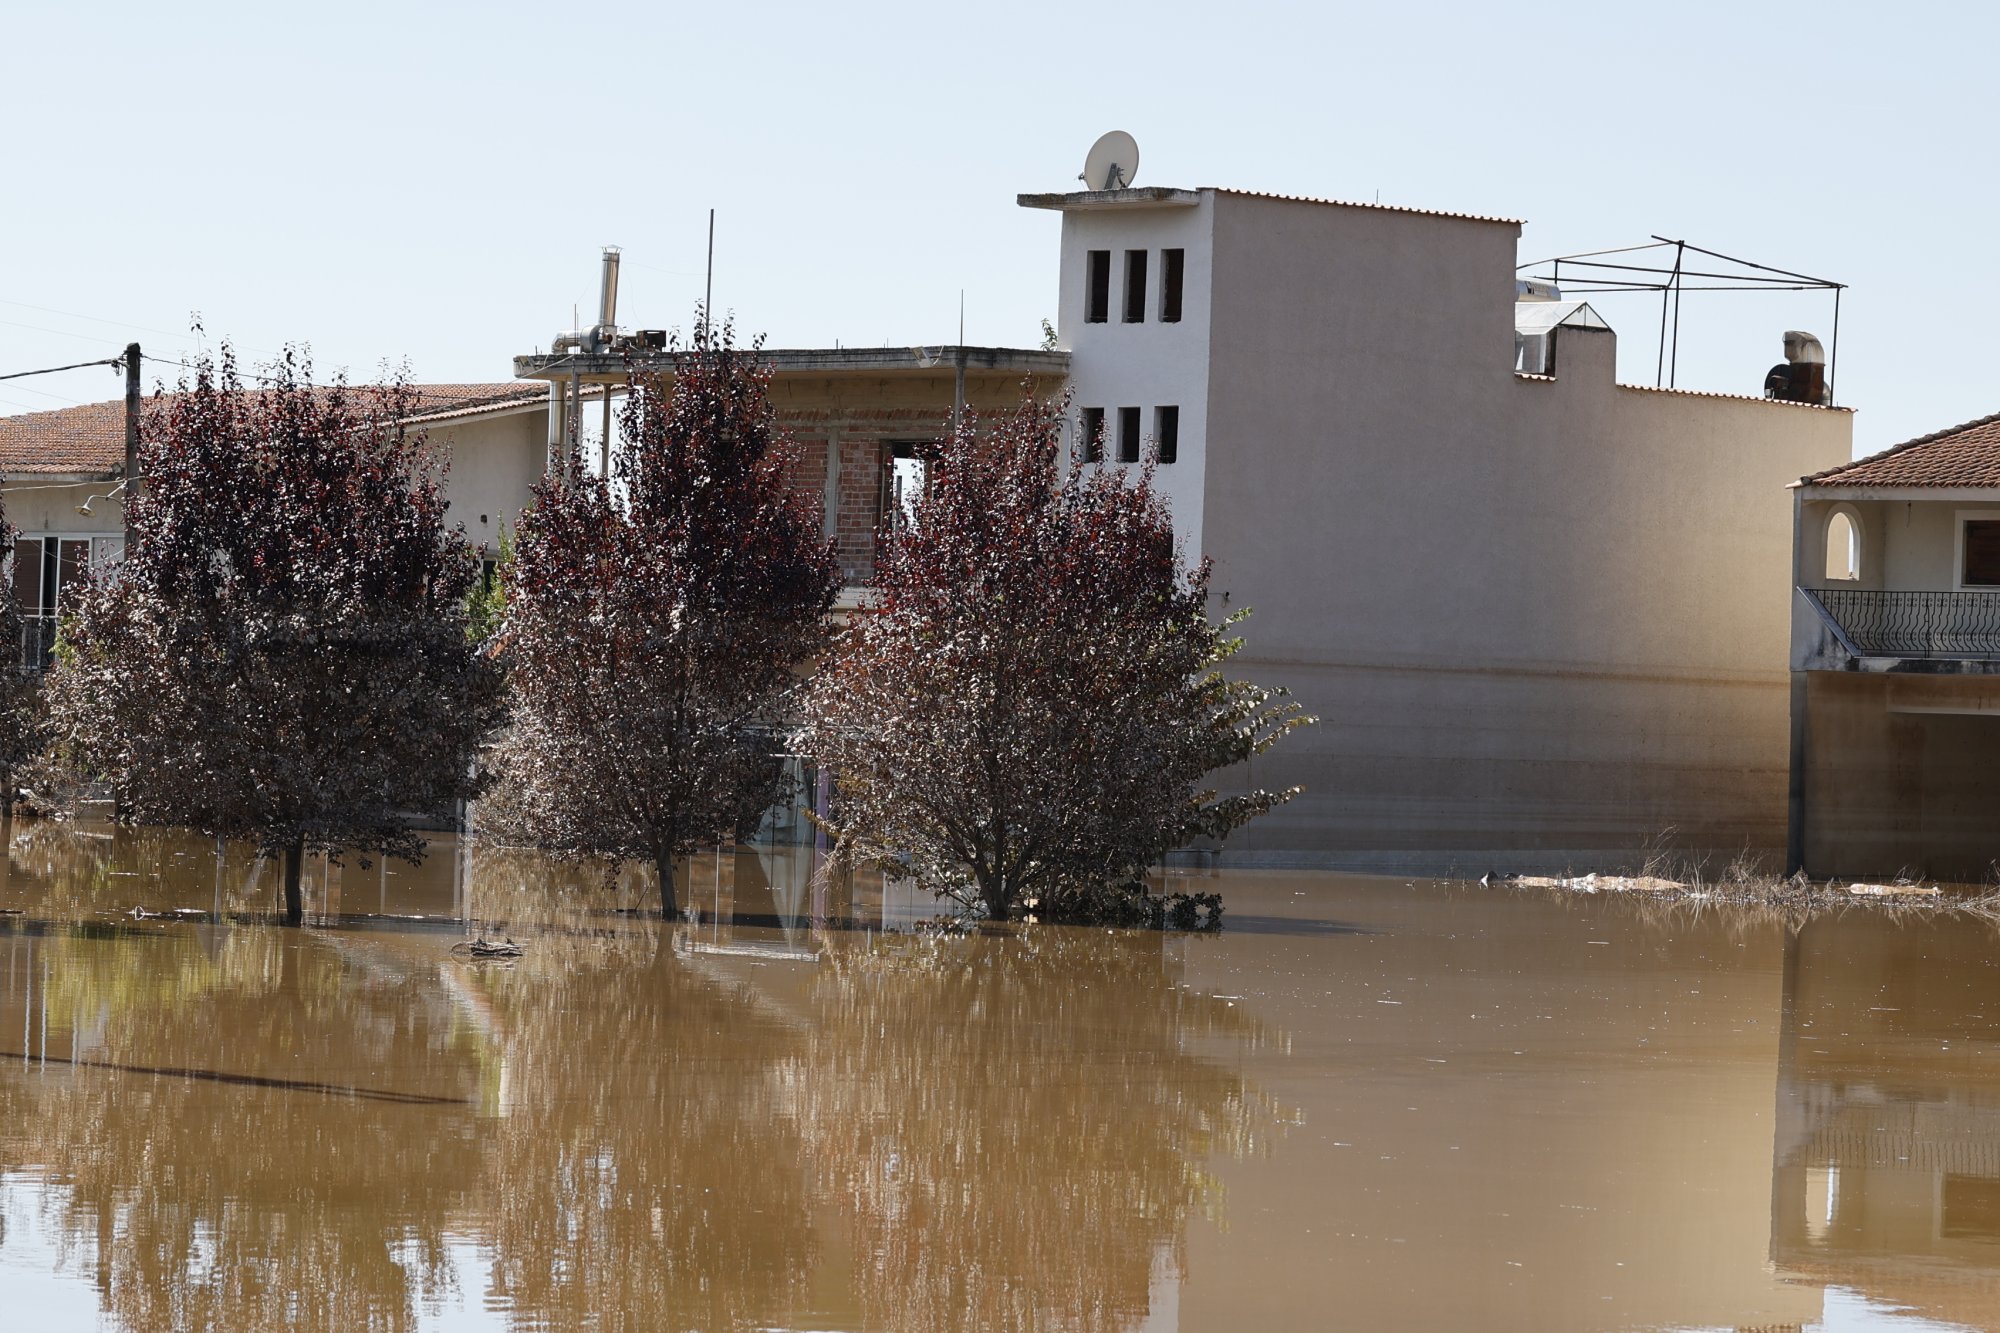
511;188;1854;874
1018;184;1852;871
1790;413;2000;878
0;382;547;664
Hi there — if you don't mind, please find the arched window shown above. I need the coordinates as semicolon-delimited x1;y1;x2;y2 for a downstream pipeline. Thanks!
1825;509;1860;582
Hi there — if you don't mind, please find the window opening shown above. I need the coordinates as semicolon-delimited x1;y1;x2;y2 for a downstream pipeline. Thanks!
1080;408;1104;463
11;535;101;669
1155;406;1180;465
882;441;928;531
1823;510;1858;581
1123;250;1148;323
1161;249;1185;323
1117;407;1141;464
1964;519;2000;587
1085;251;1110;324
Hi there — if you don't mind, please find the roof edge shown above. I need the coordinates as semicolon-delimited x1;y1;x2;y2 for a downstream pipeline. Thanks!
1799;406;2000;485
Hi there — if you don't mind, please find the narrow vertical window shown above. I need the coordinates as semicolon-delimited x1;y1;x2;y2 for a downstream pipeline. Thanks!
1085;250;1110;324
1123;250;1148;323
1081;407;1104;463
1117;407;1141;463
887;443;926;532
1155;405;1180;465
1161;249;1185;323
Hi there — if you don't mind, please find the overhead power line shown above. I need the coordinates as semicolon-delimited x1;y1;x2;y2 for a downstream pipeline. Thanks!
0;356;123;384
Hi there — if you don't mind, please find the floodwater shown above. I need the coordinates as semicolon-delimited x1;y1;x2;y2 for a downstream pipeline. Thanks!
0;827;1995;1331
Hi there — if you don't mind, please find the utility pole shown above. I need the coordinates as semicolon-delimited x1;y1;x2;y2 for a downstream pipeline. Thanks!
122;342;140;556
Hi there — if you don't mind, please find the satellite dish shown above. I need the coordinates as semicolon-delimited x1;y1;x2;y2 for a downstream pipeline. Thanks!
1079;131;1140;192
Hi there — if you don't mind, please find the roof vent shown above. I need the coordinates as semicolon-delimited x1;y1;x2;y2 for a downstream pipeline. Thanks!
1765;330;1830;405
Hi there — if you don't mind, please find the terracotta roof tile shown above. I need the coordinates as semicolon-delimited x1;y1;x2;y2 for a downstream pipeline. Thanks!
1801;410;2000;488
0;383;544;477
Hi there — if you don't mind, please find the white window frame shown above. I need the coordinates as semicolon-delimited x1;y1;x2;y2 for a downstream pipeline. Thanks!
1952;509;2000;591
8;533;122;619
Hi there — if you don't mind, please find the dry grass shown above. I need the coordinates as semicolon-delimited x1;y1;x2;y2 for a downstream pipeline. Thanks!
1480;832;2000;926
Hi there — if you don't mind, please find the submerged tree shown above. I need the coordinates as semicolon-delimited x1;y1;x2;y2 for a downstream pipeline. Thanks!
42;345;505;924
491;317;840;917
801;396;1310;924
0;496;44;811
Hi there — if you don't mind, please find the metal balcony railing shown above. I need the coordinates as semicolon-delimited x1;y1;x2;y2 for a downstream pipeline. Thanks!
18;616;58;672
1808;588;2000;659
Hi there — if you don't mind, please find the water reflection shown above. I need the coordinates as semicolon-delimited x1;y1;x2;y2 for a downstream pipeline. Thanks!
787;929;1278;1331
10;825;2000;1330
0;921;484;1331
0;824;1277;1332
1771;913;2000;1331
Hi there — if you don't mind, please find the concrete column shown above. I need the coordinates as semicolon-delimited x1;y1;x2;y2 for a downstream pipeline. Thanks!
823;423;841;542
545;380;565;469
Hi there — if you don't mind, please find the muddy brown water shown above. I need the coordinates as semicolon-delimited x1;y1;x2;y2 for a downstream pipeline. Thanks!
0;825;1994;1331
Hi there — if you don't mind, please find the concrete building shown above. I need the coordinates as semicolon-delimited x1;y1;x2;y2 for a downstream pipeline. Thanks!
1789;413;2000;878
1018;184;1852;872
513;346;1068;589
0;382;547;663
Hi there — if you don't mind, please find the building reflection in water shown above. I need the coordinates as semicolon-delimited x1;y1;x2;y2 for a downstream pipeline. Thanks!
1771;912;2000;1330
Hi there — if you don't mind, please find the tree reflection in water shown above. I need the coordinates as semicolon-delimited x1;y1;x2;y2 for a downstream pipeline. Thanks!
0;838;1285;1332
462;912;821;1332
789;927;1282;1332
0;925;483;1332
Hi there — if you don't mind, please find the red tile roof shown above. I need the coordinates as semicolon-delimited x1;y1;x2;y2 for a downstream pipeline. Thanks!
0;382;545;477
1801;410;2000;489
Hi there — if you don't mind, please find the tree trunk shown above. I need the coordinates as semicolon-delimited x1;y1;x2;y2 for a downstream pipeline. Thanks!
981;865;1010;923
281;839;305;927
656;852;679;920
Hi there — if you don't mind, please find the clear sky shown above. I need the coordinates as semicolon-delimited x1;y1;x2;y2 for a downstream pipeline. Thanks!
2;1;1991;457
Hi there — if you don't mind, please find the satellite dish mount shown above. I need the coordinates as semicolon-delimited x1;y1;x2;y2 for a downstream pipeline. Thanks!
1079;131;1141;192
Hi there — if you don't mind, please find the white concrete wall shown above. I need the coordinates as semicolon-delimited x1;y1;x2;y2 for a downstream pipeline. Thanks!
1169;189;1854;868
1054;198;1214;558
4;480;123;542
428;408;548;553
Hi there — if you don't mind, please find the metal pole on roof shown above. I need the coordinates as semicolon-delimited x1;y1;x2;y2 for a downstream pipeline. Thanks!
122;342;140;556
1828;287;1842;406
1669;241;1685;389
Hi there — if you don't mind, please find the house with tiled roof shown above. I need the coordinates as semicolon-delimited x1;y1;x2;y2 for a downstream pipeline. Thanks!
0;382;550;664
1789;412;2000;878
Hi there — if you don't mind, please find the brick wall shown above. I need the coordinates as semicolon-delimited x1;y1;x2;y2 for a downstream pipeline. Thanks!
773;406;961;586
782;436;828;524
835;436;884;584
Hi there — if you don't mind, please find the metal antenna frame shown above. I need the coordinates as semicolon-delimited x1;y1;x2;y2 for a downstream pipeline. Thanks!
1516;238;1846;400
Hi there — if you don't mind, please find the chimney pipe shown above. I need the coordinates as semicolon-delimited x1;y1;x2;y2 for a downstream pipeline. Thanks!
597;246;622;338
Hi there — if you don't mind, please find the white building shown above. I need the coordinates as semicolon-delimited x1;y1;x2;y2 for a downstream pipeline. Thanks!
1789;412;2000;878
0;382;547;663
1020;184;1852;872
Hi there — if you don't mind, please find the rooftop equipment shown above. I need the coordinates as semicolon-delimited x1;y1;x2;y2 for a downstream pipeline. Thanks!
1765;330;1831;405
1079;130;1140;191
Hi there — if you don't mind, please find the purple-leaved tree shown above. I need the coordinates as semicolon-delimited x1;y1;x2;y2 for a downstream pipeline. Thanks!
42;345;505;924
801;395;1311;926
0;490;41;810
488;319;840;917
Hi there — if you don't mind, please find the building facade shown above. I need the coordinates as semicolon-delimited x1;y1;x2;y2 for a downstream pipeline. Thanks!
1789;413;2000;879
0;383;548;664
1021;185;1852;872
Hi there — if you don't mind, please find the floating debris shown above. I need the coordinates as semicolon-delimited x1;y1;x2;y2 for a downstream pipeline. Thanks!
452;937;525;959
1847;882;1942;897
